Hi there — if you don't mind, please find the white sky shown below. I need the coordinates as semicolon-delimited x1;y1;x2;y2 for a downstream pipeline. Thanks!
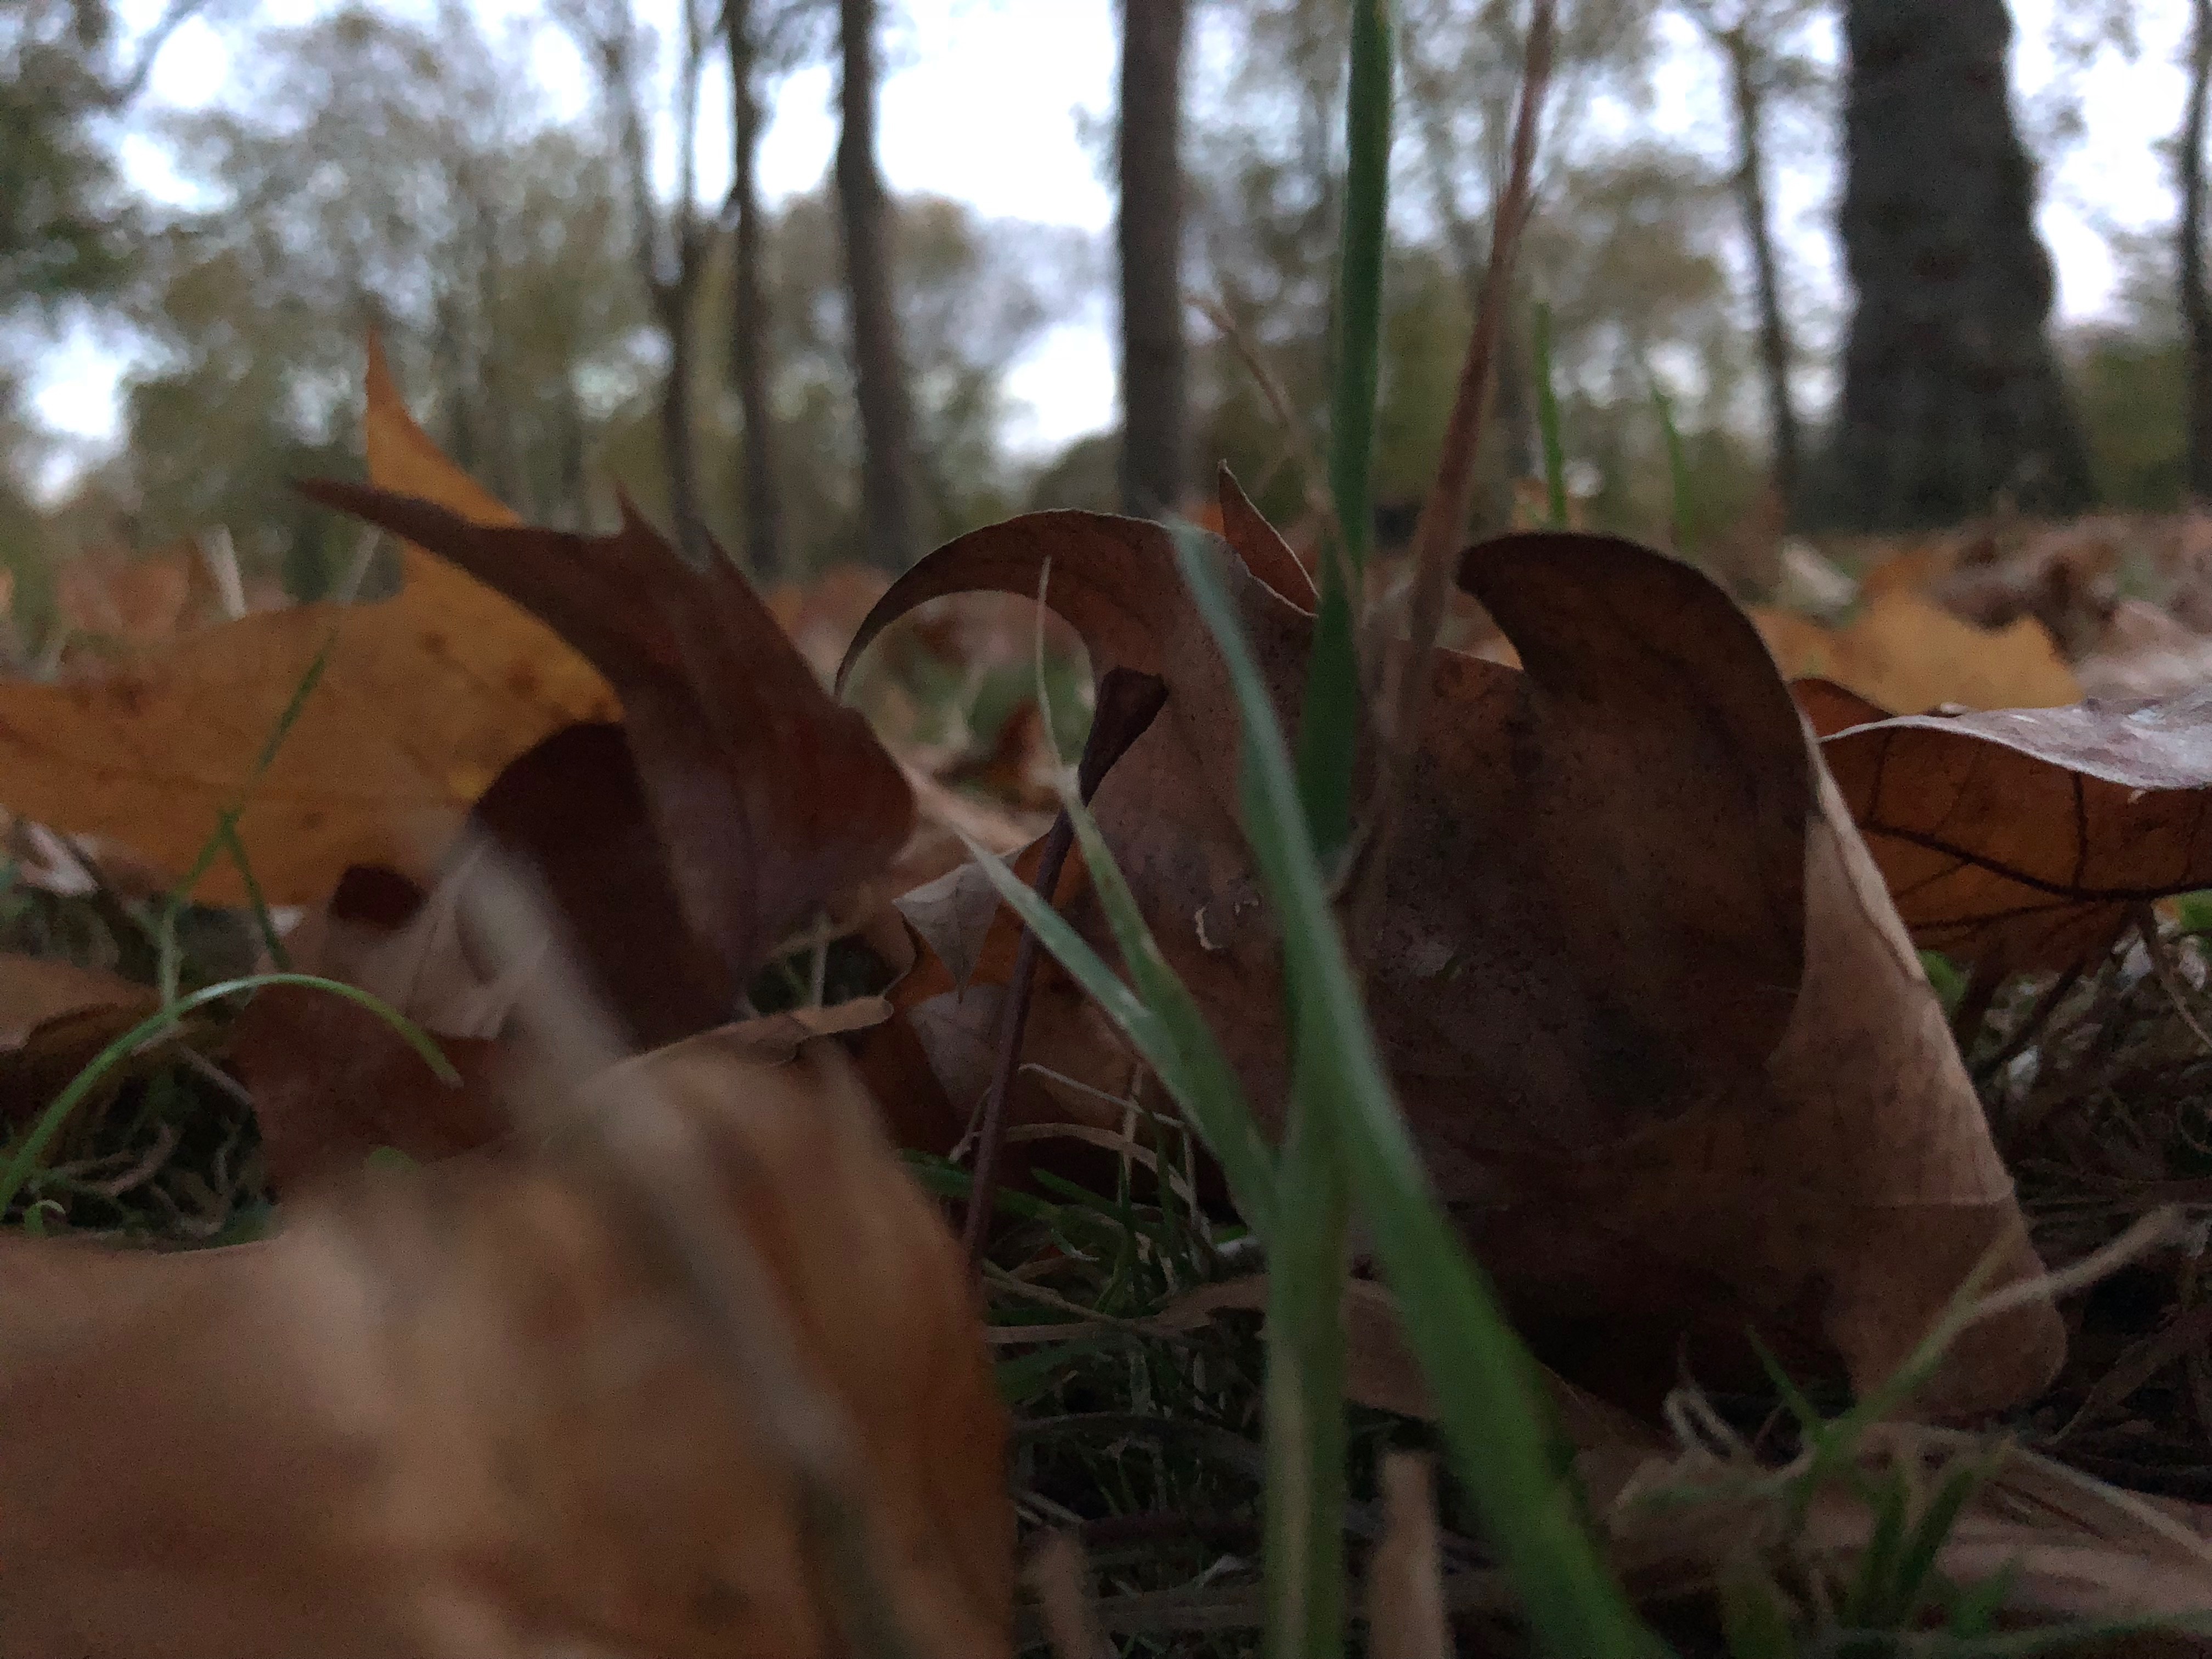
18;0;2199;483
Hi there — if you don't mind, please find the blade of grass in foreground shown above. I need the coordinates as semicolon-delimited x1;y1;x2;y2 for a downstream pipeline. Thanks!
1296;0;1393;862
1268;2;1394;1650
0;972;460;1217
156;629;338;998
1169;522;1661;1658
957;830;1277;1238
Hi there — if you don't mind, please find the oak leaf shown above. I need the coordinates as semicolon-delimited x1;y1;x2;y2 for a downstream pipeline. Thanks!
842;483;2061;1415
1808;684;2212;973
0;342;613;905
300;485;916;1013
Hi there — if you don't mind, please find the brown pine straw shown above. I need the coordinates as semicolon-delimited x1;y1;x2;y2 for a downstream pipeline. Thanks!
1355;0;1555;944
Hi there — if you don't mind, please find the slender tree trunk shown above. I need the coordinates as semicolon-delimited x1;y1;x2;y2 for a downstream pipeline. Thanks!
1821;0;2094;529
657;275;703;560
2183;0;2212;500
559;377;586;529
433;291;476;476
1117;0;1189;517
1724;27;1802;513
835;0;917;569
727;0;785;578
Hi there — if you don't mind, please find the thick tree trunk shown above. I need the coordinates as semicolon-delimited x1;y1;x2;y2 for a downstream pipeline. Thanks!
1724;29;1801;514
835;0;917;569
1117;0;1189;517
1821;0;2094;529
727;0;785;578
2183;0;2212;501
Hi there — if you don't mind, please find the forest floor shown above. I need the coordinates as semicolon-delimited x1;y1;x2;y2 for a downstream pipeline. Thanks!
12;467;2212;1655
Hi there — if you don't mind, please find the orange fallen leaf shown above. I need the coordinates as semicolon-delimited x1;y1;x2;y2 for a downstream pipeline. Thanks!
1754;590;2081;714
0;1035;1012;1657
0;341;613;905
842;477;2061;1415
1815;686;2212;974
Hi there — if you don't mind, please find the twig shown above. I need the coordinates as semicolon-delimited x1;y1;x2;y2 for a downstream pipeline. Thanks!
1030;1533;1111;1659
962;669;1169;1268
1353;0;1554;945
331;526;384;605
195;527;247;619
1972;960;2085;1085
2138;904;2212;1057
1368;1453;1451;1659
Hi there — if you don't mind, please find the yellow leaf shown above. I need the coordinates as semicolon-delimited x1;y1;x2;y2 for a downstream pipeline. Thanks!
1752;590;2081;714
0;337;614;904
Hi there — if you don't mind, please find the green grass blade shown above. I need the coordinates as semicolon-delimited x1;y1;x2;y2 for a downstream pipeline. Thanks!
1296;0;1394;864
1169;523;1658;1658
1535;301;1567;528
1267;10;1392;1651
221;819;291;972
956;831;1278;1237
1265;1019;1351;1659
158;629;337;999
1844;1465;1910;1627
1894;1453;1997;1627
0;972;460;1217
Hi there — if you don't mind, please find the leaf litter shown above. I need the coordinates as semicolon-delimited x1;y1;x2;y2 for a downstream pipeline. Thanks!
8;348;2212;1652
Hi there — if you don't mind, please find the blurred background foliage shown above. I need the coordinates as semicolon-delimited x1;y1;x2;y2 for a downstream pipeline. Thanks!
0;0;2199;636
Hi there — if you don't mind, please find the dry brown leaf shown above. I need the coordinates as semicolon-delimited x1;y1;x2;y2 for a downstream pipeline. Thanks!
0;342;613;905
225;986;509;1187
1214;463;1316;608
0;953;157;1129
0;952;150;1051
1753;590;2081;713
302;486;915;1010
1816;687;2212;973
870;859;1141;1164
844;510;2061;1415
232;817;903;1189
0;1036;1012;1657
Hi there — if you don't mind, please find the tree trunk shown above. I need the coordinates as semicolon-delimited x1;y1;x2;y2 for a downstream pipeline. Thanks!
657;275;703;561
1117;0;1189;517
1821;0;2094;529
1724;27;1802;514
2183;0;2212;501
727;0;785;578
835;0;917;569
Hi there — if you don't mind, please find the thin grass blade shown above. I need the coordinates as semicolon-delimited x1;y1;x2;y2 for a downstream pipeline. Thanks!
1169;523;1657;1658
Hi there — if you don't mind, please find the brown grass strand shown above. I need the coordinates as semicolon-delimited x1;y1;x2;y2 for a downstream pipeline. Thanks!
1356;0;1555;942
